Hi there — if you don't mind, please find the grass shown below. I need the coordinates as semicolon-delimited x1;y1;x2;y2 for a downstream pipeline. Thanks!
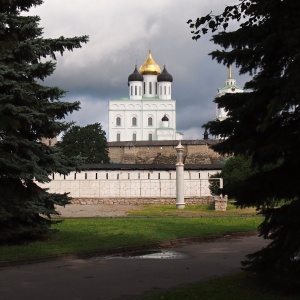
135;272;300;300
128;204;258;217
0;217;261;262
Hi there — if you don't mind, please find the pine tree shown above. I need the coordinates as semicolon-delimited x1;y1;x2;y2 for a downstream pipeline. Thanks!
58;123;110;164
0;0;88;242
189;0;300;289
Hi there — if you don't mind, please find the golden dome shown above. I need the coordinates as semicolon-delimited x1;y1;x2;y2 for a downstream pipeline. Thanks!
139;50;161;75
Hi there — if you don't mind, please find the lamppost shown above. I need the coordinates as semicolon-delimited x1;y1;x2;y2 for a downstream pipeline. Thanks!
175;141;185;209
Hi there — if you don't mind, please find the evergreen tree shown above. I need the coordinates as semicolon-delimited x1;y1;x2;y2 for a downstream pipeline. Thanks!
0;0;88;242
189;0;300;289
58;123;110;164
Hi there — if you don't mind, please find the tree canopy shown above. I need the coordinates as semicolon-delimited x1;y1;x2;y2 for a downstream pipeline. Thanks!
189;0;300;289
58;123;110;164
0;0;88;242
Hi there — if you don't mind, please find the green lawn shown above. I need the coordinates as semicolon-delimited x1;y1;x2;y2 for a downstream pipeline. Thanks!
128;204;258;217
0;217;261;262
136;272;300;300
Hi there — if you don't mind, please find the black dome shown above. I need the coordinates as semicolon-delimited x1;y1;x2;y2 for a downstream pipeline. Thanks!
162;114;169;121
128;65;143;82
157;66;173;82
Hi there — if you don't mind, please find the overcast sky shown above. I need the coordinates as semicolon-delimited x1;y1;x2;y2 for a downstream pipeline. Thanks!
28;0;248;140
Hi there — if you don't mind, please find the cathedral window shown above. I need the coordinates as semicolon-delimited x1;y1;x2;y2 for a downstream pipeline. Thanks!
117;133;121;141
135;86;137;95
148;133;152;141
148;117;153;126
149;82;152;94
143;82;146;94
132;117;137;126
130;86;133;95
155;83;158;94
116;117;121;126
132;133;136;141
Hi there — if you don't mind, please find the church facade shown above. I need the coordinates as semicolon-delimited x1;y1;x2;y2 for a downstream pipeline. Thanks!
108;50;183;142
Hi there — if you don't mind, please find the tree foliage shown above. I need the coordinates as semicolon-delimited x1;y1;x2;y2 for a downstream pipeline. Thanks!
0;0;88;242
210;155;255;198
189;0;300;289
58;123;110;164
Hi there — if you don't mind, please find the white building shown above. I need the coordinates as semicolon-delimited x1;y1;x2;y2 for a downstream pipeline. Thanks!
216;65;244;121
108;50;183;142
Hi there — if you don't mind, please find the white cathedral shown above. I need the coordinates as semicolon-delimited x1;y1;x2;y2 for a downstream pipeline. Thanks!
108;50;183;142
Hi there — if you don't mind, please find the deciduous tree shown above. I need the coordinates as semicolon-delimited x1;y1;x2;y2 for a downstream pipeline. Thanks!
58;123;110;164
188;0;300;289
0;0;88;242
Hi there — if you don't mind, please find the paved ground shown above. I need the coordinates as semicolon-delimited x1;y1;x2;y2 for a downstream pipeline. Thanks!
0;205;269;299
0;237;269;300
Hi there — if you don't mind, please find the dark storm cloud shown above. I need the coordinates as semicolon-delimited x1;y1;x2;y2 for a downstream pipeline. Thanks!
28;0;246;139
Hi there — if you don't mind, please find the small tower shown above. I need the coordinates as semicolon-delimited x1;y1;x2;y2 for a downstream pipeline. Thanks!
157;65;173;100
128;65;143;100
203;128;209;140
161;114;169;127
216;65;243;121
139;50;161;98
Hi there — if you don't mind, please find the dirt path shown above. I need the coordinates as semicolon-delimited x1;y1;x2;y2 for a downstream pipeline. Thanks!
55;204;141;218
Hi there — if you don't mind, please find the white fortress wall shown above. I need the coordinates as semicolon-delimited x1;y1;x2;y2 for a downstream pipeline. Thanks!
40;169;221;199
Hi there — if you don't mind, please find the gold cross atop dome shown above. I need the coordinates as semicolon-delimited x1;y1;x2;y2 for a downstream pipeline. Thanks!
139;50;161;75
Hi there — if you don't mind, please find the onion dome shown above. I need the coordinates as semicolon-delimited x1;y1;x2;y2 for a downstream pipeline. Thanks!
128;65;143;82
139;50;161;75
157;65;173;82
162;114;169;121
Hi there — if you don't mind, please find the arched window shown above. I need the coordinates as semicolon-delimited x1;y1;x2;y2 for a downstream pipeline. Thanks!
143;82;146;94
116;117;121;126
139;86;141;96
116;133;121;141
132;117;137;126
155;82;158;94
149;82;152;94
148;117;153;126
135;86;137;95
130;86;133;96
132;133;136;141
148;133;152;141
